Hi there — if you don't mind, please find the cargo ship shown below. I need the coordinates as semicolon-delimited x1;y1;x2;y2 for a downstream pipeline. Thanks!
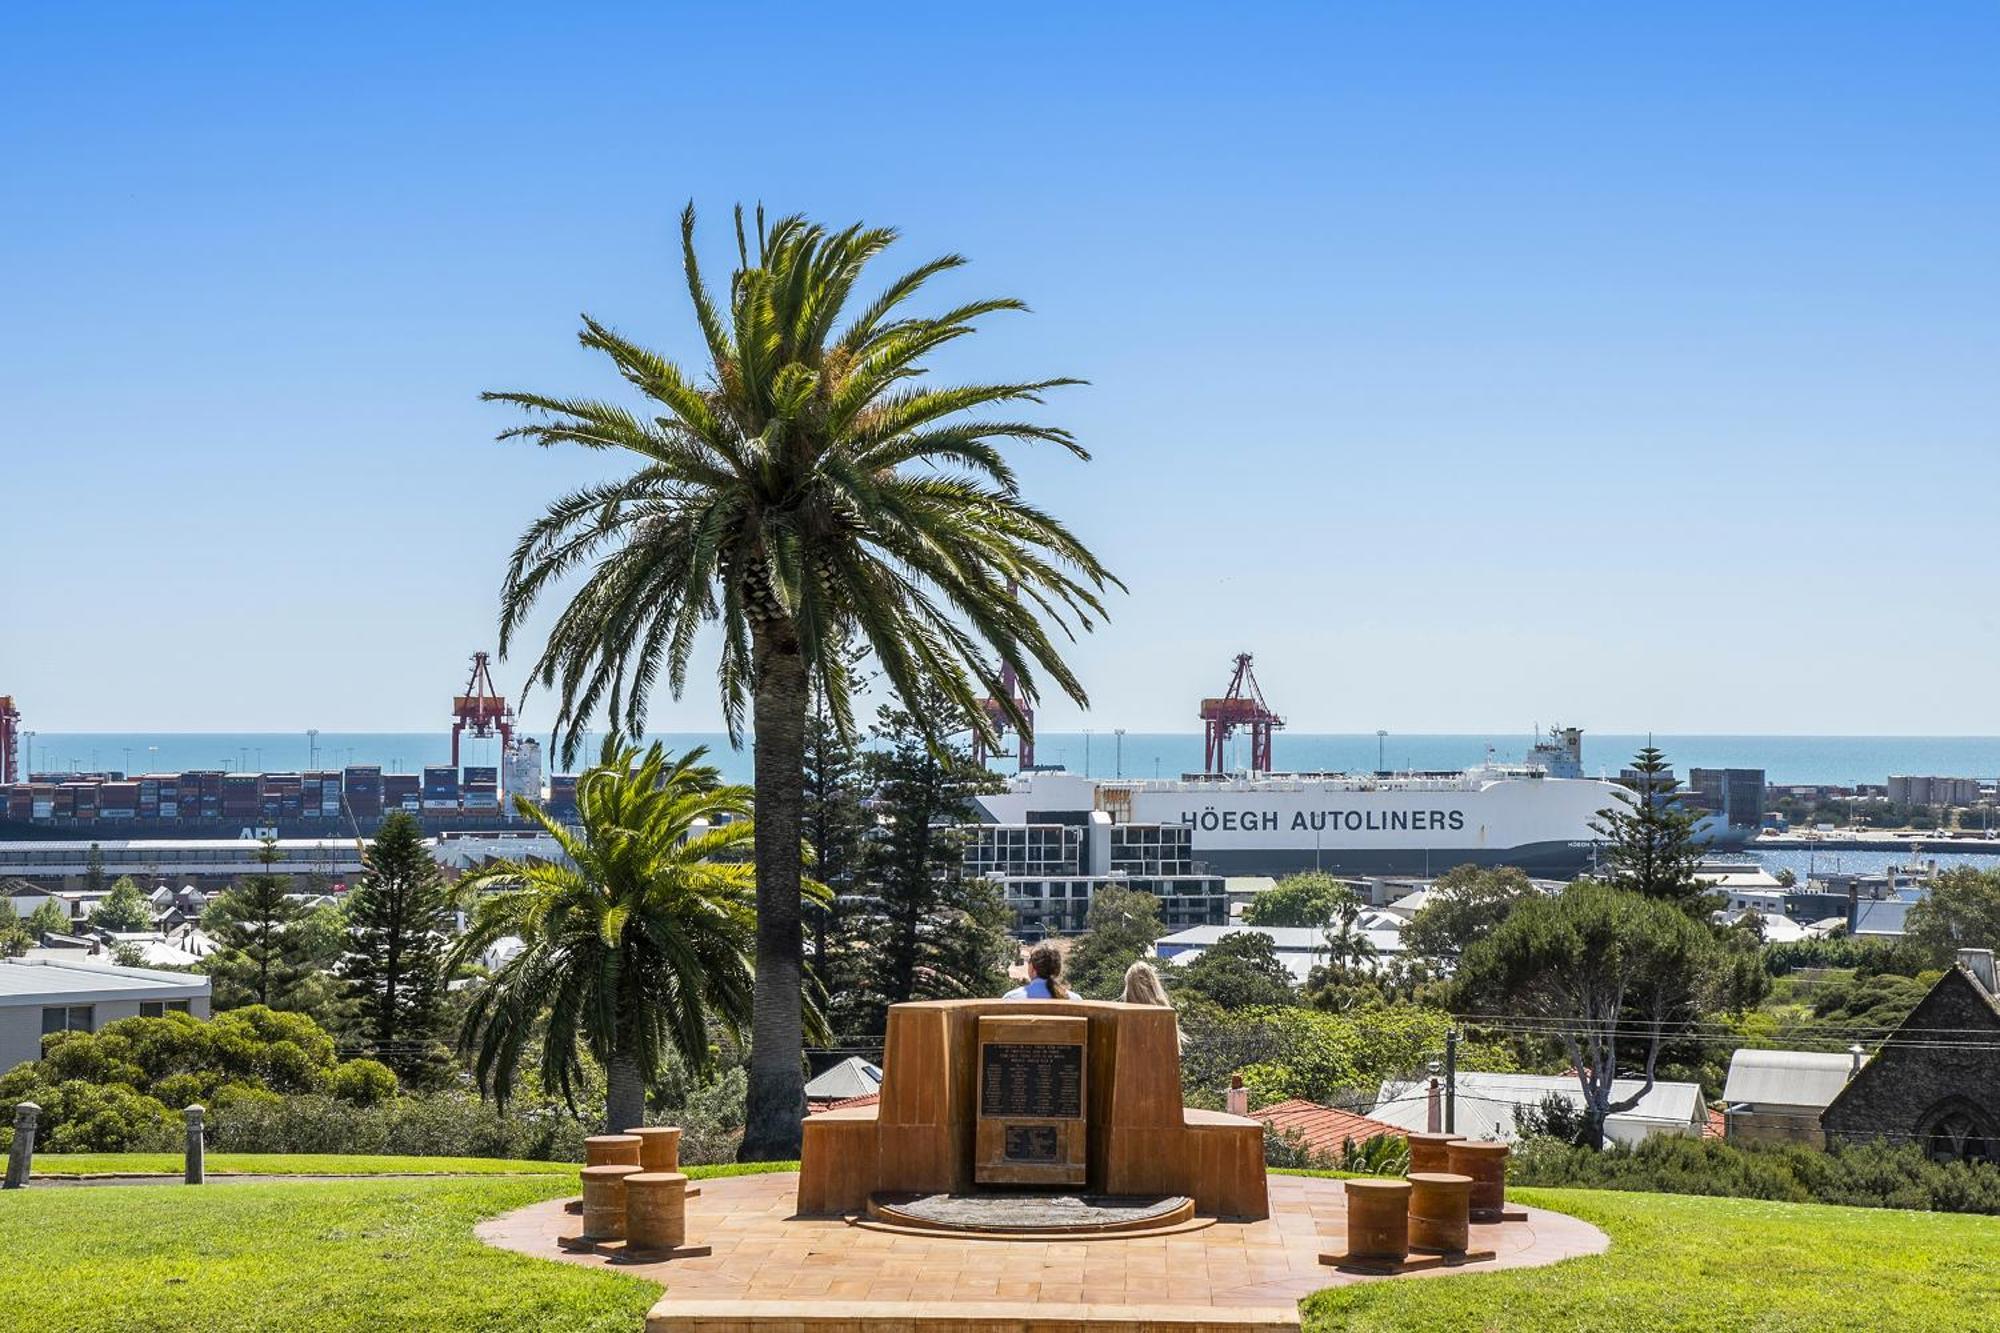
0;759;578;841
975;729;1621;877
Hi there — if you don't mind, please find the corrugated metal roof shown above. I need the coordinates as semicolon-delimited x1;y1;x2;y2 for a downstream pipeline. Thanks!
0;957;211;1000
1372;1071;1706;1144
1722;1048;1855;1108
804;1055;883;1102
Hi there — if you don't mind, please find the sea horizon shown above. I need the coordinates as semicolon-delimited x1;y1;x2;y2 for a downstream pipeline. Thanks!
21;731;2000;790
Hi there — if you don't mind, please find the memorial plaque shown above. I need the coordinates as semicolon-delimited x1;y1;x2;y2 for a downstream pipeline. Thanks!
980;1043;1084;1120
1003;1125;1058;1163
974;1013;1089;1186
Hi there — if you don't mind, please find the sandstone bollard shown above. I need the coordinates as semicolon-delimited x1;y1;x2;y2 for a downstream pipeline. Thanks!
1404;1130;1463;1175
628;1126;682;1173
583;1134;642;1168
579;1164;642;1241
1342;1178;1412;1263
4;1102;39;1189
624;1171;689;1253
184;1105;206;1185
1445;1140;1511;1221
1406;1171;1472;1253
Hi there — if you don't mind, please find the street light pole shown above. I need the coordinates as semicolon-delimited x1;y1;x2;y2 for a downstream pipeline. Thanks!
1083;728;1093;778
1114;728;1125;778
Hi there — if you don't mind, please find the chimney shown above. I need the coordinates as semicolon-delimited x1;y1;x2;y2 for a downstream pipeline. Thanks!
1427;1077;1442;1132
1957;949;1997;996
1225;1073;1248;1118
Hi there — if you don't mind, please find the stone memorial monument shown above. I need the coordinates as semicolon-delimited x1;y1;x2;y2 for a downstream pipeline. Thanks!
798;997;1267;1226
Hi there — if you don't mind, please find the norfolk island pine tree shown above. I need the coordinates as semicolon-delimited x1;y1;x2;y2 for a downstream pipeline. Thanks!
486;204;1118;1158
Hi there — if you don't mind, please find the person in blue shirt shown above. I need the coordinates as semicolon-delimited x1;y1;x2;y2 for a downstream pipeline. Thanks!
1004;942;1070;999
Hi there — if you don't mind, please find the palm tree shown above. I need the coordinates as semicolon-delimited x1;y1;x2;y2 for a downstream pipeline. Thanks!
448;738;768;1134
487;204;1119;1158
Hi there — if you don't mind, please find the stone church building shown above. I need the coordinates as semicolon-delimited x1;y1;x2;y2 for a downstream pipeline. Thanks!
1822;951;2000;1164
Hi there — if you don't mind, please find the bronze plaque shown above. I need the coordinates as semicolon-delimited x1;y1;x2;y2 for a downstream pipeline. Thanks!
980;1042;1084;1120
1003;1124;1059;1163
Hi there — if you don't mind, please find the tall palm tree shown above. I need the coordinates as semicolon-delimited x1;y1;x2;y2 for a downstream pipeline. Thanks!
448;738;768;1134
487;204;1119;1158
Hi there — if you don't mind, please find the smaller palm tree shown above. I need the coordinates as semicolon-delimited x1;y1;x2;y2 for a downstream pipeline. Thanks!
450;737;779;1133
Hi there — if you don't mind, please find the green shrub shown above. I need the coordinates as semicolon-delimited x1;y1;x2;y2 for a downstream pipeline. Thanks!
1510;1132;2000;1214
208;1093;589;1161
328;1060;399;1107
35;1081;180;1153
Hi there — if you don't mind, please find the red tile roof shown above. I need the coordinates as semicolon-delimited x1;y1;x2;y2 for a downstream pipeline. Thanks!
809;1092;880;1114
1703;1104;1727;1140
1253;1098;1402;1155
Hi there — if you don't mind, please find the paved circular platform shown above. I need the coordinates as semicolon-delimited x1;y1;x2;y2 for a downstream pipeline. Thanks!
477;1169;1610;1329
869;1190;1195;1235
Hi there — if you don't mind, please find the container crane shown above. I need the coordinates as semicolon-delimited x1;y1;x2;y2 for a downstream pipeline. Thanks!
1200;653;1283;774
971;661;1035;772
0;696;18;784
451;652;515;767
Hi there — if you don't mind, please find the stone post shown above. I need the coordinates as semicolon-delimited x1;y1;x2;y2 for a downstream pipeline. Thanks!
184;1105;206;1185
4;1102;40;1189
1224;1073;1248;1117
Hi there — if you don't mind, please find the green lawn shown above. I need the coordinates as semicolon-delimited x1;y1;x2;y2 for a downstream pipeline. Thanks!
32;1152;581;1177
1303;1186;2000;1332
4;1167;1995;1331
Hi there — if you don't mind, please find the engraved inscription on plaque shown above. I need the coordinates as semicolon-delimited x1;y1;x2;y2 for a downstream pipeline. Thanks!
980;1042;1084;1120
1003;1125;1059;1162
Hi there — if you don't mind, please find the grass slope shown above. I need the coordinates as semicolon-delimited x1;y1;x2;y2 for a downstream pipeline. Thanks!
1304;1186;2000;1332
0;1174;651;1333
32;1153;578;1177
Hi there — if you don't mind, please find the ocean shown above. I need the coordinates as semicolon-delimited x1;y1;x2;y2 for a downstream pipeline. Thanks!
22;730;2000;788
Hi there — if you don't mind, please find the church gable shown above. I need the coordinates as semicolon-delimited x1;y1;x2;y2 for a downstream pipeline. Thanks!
1821;965;2000;1164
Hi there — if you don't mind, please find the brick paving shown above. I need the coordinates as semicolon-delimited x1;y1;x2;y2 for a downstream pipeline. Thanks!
476;1169;1608;1325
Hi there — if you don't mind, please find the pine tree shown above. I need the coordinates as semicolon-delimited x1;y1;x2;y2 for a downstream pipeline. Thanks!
204;838;315;1011
1590;745;1715;916
833;698;1008;1038
802;694;865;993
83;842;107;896
339;811;453;1085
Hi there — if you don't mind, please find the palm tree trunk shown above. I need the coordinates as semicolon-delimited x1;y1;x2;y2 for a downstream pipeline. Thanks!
740;632;809;1161
605;1047;646;1136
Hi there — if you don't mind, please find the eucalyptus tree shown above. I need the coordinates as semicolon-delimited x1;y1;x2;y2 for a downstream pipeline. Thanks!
487;205;1117;1157
449;739;779;1135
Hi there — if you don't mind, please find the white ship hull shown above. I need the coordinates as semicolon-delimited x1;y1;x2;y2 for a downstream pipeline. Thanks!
977;768;1618;877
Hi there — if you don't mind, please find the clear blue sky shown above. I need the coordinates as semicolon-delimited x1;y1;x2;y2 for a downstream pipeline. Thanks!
4;3;1997;735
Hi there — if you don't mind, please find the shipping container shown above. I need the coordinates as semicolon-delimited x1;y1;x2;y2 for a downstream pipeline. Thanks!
463;766;498;785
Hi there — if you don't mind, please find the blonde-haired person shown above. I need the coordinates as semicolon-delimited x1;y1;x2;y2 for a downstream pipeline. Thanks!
1004;942;1071;1000
1121;960;1184;1048
1120;960;1171;1007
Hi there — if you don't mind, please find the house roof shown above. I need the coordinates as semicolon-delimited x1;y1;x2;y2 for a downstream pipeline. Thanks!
1253;1099;1402;1156
1703;1105;1726;1139
1371;1071;1707;1144
1722;1048;1856;1109
804;1055;883;1102
0;957;210;1002
809;1092;880;1115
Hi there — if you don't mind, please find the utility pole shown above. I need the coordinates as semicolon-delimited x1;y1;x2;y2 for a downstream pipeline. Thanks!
1114;728;1125;778
1444;1028;1458;1133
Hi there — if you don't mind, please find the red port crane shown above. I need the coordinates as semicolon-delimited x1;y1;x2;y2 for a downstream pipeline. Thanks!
971;661;1036;772
451;652;515;766
0;696;18;784
1200;653;1283;774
